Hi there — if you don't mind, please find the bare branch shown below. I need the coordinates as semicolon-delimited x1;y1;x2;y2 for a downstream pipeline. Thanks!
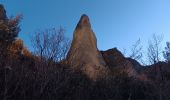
129;39;143;61
147;34;163;64
31;27;70;62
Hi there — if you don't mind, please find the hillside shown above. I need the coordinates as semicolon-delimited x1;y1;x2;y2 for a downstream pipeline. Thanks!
0;4;170;100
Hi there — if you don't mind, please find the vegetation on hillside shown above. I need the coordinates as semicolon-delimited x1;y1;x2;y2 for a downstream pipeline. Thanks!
0;4;170;100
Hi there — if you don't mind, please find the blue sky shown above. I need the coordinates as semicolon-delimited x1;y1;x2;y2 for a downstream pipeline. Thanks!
1;0;170;55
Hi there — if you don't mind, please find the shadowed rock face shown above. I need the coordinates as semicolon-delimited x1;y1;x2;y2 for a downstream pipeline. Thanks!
101;48;138;76
101;48;148;81
67;14;108;80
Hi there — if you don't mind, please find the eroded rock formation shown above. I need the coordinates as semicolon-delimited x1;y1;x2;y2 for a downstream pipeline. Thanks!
67;14;109;80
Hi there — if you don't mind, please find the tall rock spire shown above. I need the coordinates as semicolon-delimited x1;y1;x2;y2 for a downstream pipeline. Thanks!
67;14;109;80
75;14;91;29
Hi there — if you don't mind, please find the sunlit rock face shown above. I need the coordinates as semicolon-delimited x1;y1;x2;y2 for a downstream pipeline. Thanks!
67;14;109;80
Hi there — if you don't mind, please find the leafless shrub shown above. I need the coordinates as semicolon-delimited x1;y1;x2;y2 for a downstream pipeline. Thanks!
31;27;70;62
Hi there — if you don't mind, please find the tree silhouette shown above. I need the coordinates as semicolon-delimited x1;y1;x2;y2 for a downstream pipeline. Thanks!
147;34;163;64
163;42;170;62
0;4;22;100
0;4;22;56
31;27;70;62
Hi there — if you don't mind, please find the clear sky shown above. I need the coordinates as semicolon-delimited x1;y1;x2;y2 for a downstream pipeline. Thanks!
1;0;170;55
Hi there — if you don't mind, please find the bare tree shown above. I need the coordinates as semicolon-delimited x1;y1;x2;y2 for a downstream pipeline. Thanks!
147;34;163;64
163;42;170;63
129;39;143;61
147;34;164;100
31;27;70;62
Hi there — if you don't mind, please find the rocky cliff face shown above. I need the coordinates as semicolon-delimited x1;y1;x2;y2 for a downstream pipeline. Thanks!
67;14;109;80
66;14;148;80
101;48;149;81
101;48;138;77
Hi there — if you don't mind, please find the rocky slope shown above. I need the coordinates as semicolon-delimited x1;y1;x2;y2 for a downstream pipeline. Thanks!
66;14;170;82
101;48;138;77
